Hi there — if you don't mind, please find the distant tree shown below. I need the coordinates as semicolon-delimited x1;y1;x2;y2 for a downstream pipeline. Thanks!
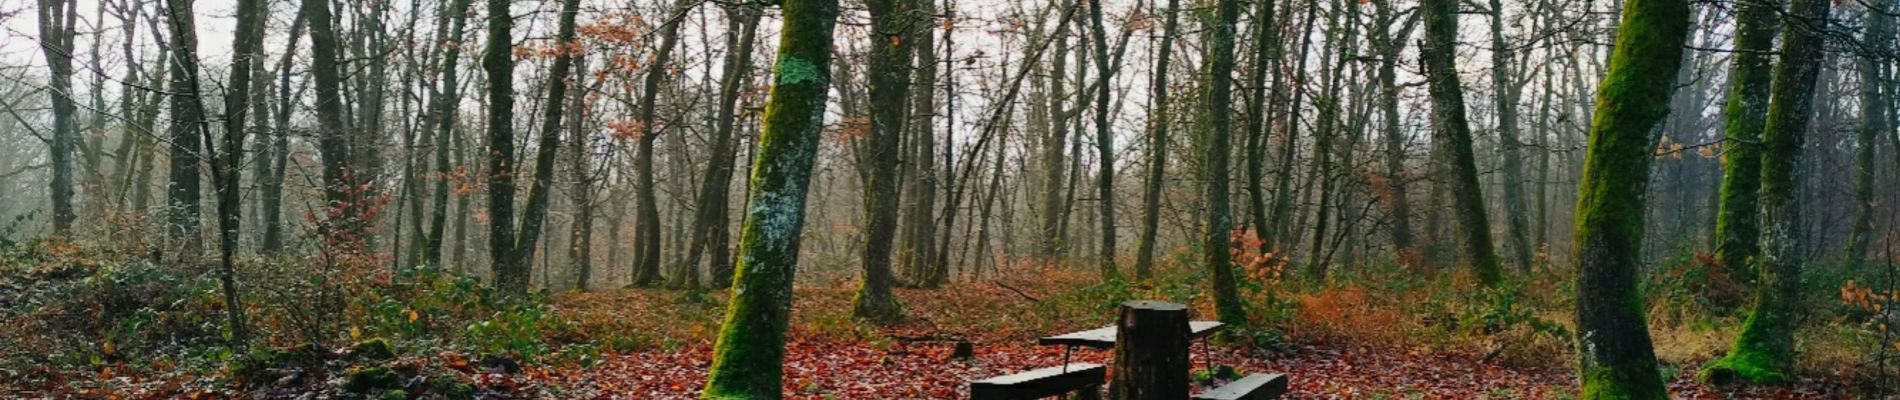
852;0;914;323
634;0;687;288
481;0;525;293
1418;0;1501;286
1204;0;1247;326
682;4;763;290
700;0;839;396
1845;0;1890;271
1701;0;1832;385
1133;0;1181;280
34;0;77;236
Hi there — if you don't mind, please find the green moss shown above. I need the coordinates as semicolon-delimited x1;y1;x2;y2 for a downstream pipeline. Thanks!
425;373;475;399
374;388;409;400
1698;347;1788;385
343;366;403;393
351;337;397;360
1579;364;1668;400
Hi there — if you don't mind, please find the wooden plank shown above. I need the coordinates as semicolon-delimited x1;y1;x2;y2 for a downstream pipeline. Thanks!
1192;373;1290;400
969;363;1106;400
1037;321;1225;349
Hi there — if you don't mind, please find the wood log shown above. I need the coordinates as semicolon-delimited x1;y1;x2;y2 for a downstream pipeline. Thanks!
1108;300;1190;400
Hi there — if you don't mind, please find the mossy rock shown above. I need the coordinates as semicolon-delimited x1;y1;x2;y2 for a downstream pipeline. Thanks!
425;374;474;399
351;338;398;360
342;366;404;393
231;343;326;383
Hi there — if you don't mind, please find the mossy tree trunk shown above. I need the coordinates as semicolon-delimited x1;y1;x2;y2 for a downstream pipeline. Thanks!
1419;0;1502;286
1133;0;1181;280
853;0;914;323
1711;0;1776;285
1570;0;1692;397
1701;0;1831;385
1203;0;1248;327
700;0;839;396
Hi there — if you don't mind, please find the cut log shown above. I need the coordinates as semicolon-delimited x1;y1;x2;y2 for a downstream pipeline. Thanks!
1108;300;1191;400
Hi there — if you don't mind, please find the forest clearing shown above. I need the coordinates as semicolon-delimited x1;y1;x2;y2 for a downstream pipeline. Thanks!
3;0;1900;397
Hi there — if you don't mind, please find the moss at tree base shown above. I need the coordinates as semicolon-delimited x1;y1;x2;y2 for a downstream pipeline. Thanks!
1698;346;1790;385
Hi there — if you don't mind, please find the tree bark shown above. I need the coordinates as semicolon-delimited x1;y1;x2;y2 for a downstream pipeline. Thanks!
1844;1;1888;271
1107;301;1190;400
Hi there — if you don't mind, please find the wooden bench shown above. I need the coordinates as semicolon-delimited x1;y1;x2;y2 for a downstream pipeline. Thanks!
1192;373;1289;400
970;363;1105;399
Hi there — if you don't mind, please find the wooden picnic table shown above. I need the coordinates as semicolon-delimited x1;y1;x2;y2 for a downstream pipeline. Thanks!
1036;320;1224;349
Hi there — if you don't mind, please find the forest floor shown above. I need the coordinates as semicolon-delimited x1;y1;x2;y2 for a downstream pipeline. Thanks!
520;264;1865;399
0;243;1877;399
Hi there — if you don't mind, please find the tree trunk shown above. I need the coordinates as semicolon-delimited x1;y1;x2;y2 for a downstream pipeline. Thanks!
1844;2;1888;271
700;0;839;395
1570;0;1690;396
631;0;687;287
416;0;474;268
1106;301;1190;400
1701;0;1831;385
480;0;525;293
683;5;762;290
306;0;359;245
1419;0;1502;286
36;0;77;236
1372;0;1418;267
164;0;207;261
1133;0;1181;280
510;0;583;277
852;0;914;322
1203;0;1247;326
1490;0;1535;271
1086;0;1118;280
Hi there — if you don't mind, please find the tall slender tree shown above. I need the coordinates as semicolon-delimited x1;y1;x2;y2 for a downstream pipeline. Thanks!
1133;0;1181;280
35;0;77;236
1204;0;1247;326
853;0;915;322
632;0;689;287
481;0;525;293
1845;1;1889;270
683;5;763;290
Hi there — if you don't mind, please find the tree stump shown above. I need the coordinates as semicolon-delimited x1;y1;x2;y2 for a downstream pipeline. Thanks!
1109;300;1191;400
